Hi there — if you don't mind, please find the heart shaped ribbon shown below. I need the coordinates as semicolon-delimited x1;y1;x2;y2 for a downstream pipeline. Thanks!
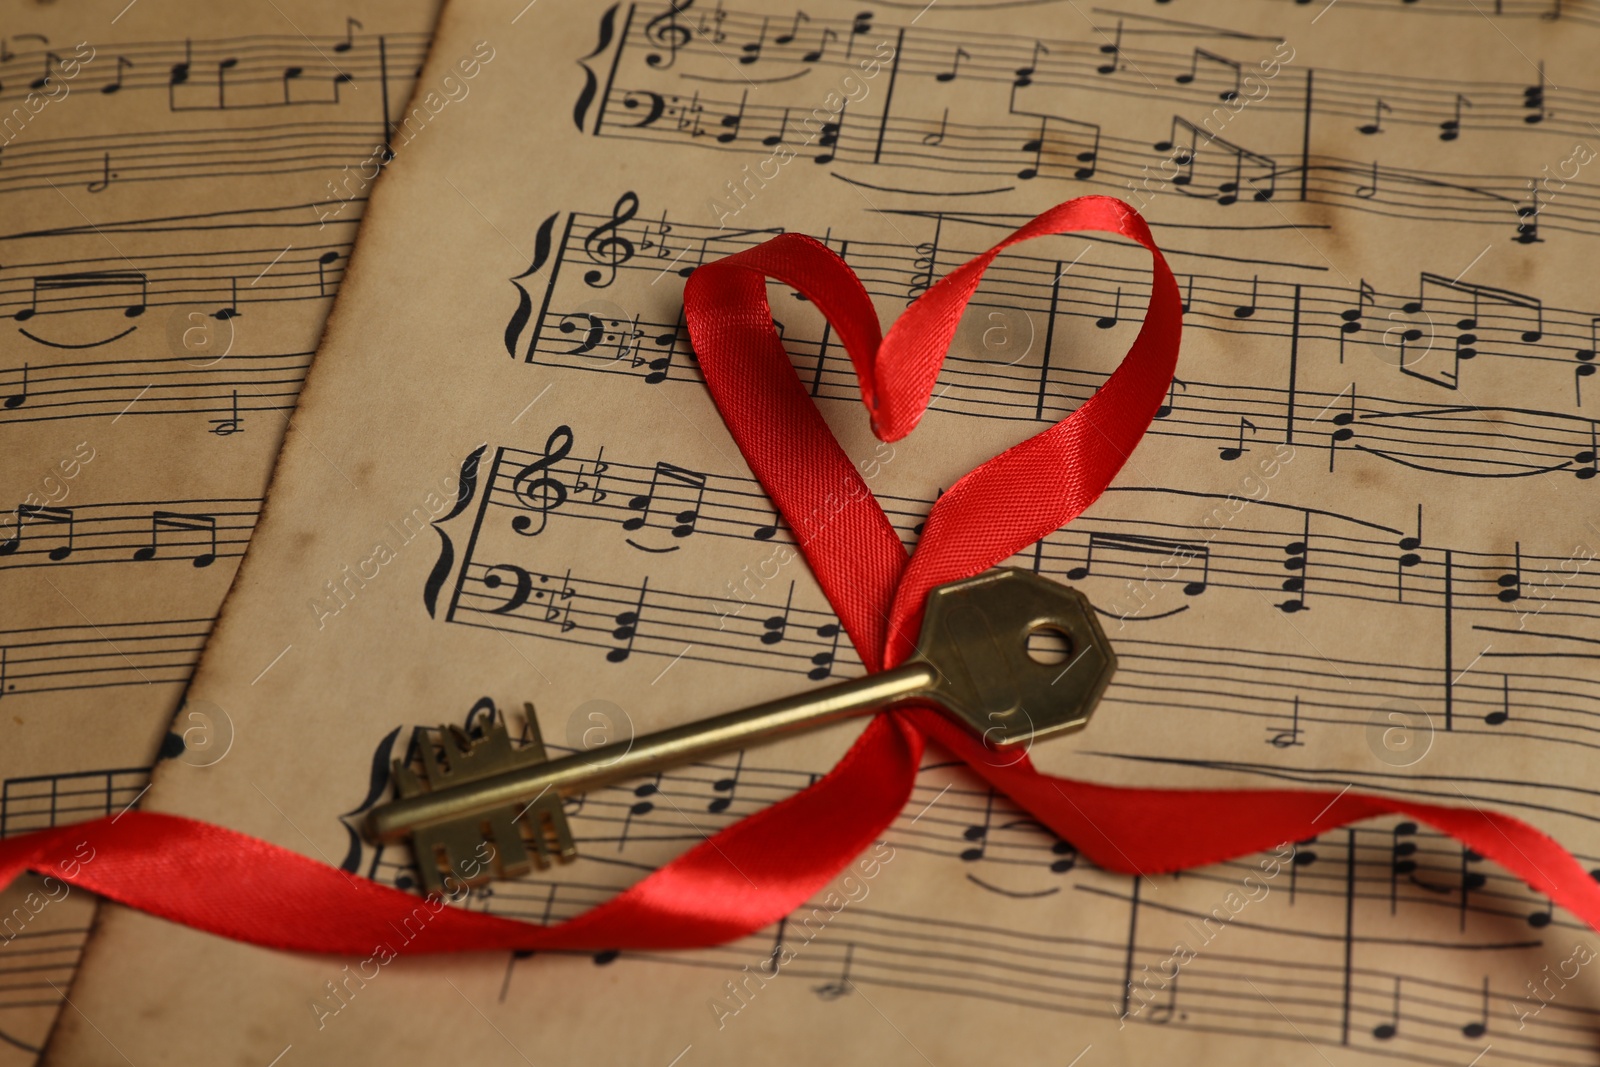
4;197;1600;956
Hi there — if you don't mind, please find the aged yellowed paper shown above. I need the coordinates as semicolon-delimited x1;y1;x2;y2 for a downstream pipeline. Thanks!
0;0;438;1059
45;0;1600;1062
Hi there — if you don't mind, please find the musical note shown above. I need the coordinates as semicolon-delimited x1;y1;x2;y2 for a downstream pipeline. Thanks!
333;16;363;53
1496;543;1522;603
1355;160;1380;199
1439;93;1471;141
1516;182;1541;244
1234;275;1258;319
1097;287;1121;329
960;789;995;861
1096;21;1122;75
1268;695;1303;748
813;105;844;164
132;511;218;567
1012;89;1099;181
1462;978;1489;1039
762;107;790;147
708;751;742;813
717;90;746;143
1174;47;1240;101
1218;416;1257;461
774;9;809;45
208;389;243;436
4;364;27;410
623;461;707;549
583;193;640;288
1372;976;1401;1040
317;251;341;296
0;505;75;561
1396;505;1423;599
1066;532;1209;596
1523;63;1546;124
1279;513;1310;612
1485;675;1511;726
1358;99;1391;135
935;46;970;82
761;583;794;645
1576;421;1598;478
812;943;853;1000
86;152;117;193
101;55;132;94
1012;40;1048;87
14;272;148;321
606;581;648;663
30;51;62;91
214;276;240;320
800;27;837;63
736;16;768;63
1154;378;1188;419
809;622;841;680
923;108;949;147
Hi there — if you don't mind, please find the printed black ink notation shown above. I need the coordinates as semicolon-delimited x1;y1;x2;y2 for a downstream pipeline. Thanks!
0;497;253;570
0;616;208;701
512;205;1600;480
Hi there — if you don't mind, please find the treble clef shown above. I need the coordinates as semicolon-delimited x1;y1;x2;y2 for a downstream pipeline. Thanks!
643;0;694;69
511;425;575;536
582;192;639;288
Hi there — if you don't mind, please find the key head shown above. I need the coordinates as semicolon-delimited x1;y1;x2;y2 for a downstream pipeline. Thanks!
911;568;1116;747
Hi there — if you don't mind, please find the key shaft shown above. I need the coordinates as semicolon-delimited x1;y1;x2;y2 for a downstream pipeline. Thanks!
366;661;937;844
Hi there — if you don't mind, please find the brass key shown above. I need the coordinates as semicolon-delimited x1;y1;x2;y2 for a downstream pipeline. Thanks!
365;568;1115;893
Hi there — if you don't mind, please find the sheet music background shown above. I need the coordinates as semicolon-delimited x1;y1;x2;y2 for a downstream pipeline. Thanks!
35;0;1600;1062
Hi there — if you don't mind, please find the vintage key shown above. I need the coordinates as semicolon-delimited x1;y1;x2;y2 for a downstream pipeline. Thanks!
365;568;1116;893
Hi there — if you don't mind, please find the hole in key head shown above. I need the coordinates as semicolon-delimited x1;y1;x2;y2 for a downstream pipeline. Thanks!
1025;625;1073;665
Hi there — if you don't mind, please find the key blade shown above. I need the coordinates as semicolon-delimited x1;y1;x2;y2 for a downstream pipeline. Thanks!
912;568;1116;746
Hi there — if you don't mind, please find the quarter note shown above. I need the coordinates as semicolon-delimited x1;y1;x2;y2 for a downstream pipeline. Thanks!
1516;182;1541;244
717;90;746;143
1154;377;1188;418
4;364;27;410
1278;513;1310;612
809;622;841;680
761;583;793;645
708;751;743;813
1233;275;1258;318
813;104;844;163
1096;21;1123;75
606;582;648;663
960;789;995;861
1495;543;1522;603
1462;978;1489;1039
1523;63;1546;124
1372;977;1401;1040
1097;287;1121;329
761;107;791;147
1485;675;1510;726
317;251;340;296
739;17;768;63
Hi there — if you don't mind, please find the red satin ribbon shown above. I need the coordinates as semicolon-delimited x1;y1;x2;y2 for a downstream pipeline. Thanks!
5;195;1600;955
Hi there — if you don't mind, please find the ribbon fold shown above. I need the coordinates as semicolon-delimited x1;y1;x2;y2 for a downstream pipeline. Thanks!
5;195;1600;955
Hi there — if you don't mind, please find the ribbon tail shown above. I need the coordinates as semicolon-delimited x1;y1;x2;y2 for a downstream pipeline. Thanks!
911;711;1600;932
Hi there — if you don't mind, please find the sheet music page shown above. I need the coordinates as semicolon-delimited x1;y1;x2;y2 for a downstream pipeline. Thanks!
44;0;1600;1062
0;0;439;1060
